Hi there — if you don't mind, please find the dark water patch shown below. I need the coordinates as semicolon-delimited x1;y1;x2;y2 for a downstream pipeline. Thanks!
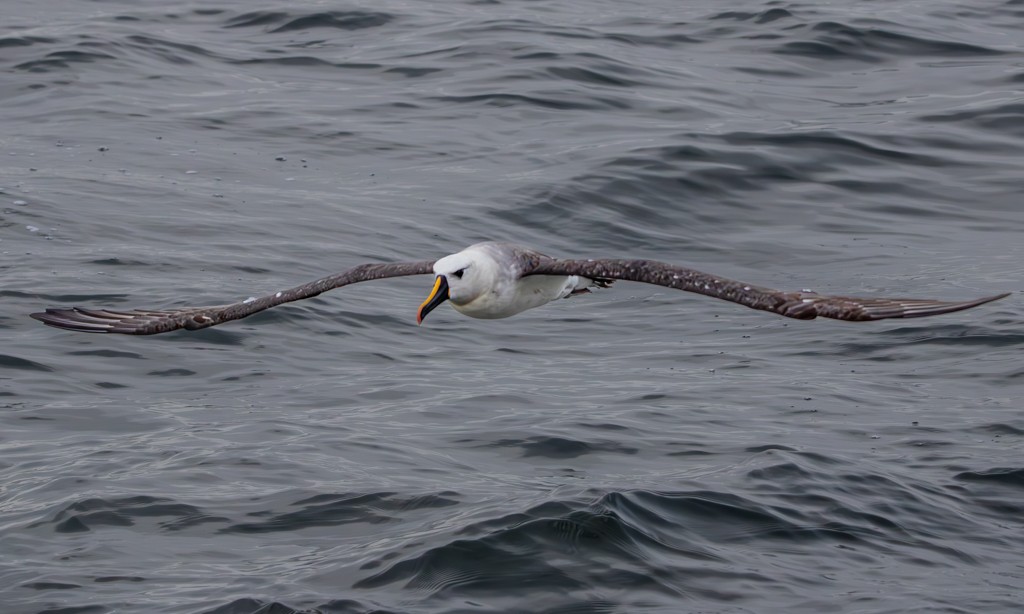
32;606;109;614
200;597;401;614
746;461;816;482
972;498;1024;519
223;10;393;33
899;438;957;449
384;66;443;78
198;599;287;614
219;370;269;382
545;65;644;88
744;468;993;565
269;11;393;33
968;423;1024;436
231;56;380;70
123;34;217;65
449;499;577;537
664;448;715;457
32;496;211;533
354;503;659;594
731;64;807;77
14;50;119;73
428;92;631;111
355;536;587;591
146;368;196;376
715;131;946;167
198;599;314;614
615;490;815;544
710;8;796;24
601;30;701;48
955;467;1024;488
0;353;54;372
746;444;800;453
221;491;458;534
356;490;785;602
223;11;291;29
444;392;534;409
67;349;145;359
23;581;83;590
536;602;619;614
581;54;673;82
0;35;57;48
575;421;633;432
88;258;151;266
775;21;1005;64
823;178;931;199
794;324;1019;361
93;576;145;583
455;18;702;48
920;102;1024;137
486;436;638;459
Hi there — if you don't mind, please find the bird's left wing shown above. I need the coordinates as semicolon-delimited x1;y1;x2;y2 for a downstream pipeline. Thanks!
31;261;435;334
527;258;1008;321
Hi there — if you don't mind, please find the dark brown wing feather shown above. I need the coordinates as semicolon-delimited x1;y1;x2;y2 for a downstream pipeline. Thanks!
527;258;1009;321
31;261;435;335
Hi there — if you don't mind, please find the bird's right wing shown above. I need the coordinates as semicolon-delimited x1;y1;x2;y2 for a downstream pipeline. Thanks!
31;261;435;335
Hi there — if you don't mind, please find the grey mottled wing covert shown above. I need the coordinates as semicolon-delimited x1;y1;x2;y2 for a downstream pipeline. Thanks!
31;261;435;335
527;258;1009;321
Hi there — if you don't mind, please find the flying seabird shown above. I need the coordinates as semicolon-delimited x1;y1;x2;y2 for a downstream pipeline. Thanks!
30;242;1008;335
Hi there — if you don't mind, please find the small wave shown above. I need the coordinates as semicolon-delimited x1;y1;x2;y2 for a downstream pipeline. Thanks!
230;56;378;70
124;34;216;65
66;349;147;359
955;467;1024;488
31;496;221;533
0;354;54;372
0;35;57;48
485;435;638;459
715;131;947;167
920;101;1024;137
223;10;393;33
355;490;803;601
15;50;118;73
427;92;631;111
709;8;796;24
774;21;1005;63
220;491;459;534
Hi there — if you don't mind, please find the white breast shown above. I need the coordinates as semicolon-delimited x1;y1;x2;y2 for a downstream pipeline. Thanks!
453;275;582;319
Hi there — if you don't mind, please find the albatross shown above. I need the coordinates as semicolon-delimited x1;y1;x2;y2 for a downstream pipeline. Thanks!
30;241;1008;335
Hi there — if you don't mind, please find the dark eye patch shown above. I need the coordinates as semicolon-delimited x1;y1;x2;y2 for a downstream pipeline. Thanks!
453;268;466;279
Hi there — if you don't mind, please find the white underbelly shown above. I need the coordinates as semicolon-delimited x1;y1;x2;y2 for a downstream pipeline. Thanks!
453;275;584;319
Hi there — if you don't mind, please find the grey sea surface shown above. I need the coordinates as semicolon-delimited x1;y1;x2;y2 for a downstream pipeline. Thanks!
2;0;1023;612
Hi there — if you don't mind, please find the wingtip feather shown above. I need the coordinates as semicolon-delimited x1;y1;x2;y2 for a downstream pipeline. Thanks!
863;292;1010;321
31;308;116;333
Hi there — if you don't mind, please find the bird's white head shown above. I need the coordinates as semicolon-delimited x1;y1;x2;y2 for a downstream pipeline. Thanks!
417;245;496;324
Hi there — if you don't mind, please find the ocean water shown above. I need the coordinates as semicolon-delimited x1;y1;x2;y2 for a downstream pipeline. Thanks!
2;0;1023;612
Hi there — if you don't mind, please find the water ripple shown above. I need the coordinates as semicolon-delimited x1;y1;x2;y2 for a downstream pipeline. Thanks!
3;1;1022;612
